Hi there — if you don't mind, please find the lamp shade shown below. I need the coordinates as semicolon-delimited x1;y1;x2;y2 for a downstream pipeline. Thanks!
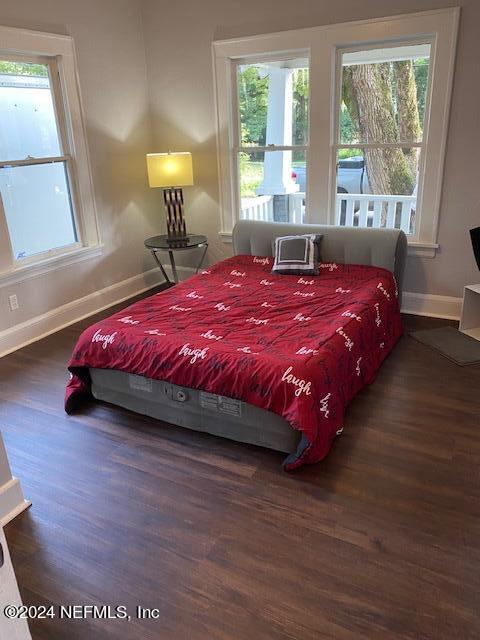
146;152;193;188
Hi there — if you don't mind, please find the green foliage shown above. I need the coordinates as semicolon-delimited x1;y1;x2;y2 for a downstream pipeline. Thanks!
239;154;263;197
240;156;306;197
292;68;309;145
0;60;48;77
292;150;305;163
340;102;358;145
238;65;309;147
238;66;268;146
341;56;428;196
237;56;428;198
338;147;362;159
413;58;429;125
341;58;428;145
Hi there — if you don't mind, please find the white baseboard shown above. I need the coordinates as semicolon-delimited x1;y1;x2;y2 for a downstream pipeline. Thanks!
0;478;31;527
0;265;195;358
0;268;161;358
401;291;462;320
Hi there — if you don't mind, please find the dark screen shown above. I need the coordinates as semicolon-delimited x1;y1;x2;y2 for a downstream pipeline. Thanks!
471;227;480;271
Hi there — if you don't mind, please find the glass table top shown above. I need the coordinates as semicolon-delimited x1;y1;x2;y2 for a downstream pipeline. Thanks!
144;234;208;250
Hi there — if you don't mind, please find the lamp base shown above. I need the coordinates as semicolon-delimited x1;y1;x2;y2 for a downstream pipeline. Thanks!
164;188;187;239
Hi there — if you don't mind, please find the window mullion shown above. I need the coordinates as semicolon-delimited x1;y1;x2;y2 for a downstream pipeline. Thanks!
48;57;72;157
64;155;83;244
230;60;241;225
231;61;241;149
0;156;69;169
237;145;308;153
334;142;424;149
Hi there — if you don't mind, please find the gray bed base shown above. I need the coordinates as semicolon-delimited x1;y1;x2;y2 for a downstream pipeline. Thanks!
90;220;407;455
90;369;300;453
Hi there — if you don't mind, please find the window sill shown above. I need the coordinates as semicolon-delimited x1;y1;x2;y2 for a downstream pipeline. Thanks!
219;230;439;257
218;231;233;243
0;244;104;288
407;242;439;258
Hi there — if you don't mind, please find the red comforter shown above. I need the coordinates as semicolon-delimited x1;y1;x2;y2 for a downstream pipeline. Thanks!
66;254;403;469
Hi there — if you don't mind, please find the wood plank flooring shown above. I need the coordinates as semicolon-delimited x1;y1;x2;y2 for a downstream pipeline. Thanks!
1;296;479;639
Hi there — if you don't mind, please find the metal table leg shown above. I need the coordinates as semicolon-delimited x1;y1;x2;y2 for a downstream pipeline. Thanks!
168;250;179;284
196;243;209;273
150;249;171;285
149;241;208;285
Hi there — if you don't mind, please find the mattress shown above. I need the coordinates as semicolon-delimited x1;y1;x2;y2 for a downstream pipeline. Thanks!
90;368;300;453
66;253;403;469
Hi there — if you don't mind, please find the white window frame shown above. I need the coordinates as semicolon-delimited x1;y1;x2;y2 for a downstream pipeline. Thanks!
0;25;101;286
212;8;459;257
234;53;310;224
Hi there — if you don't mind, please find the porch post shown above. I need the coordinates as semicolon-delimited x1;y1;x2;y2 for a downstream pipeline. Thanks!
256;66;299;199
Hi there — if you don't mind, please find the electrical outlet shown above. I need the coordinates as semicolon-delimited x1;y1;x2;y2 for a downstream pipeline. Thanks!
8;294;19;311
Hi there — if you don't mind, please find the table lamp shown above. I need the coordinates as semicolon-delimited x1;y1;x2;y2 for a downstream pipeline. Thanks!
146;151;194;241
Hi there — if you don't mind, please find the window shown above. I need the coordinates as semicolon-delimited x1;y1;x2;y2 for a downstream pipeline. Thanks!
236;58;309;224
0;26;100;282
213;9;459;256
334;45;430;235
0;58;78;261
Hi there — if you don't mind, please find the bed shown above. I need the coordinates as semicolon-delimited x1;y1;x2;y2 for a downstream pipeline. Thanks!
65;220;407;469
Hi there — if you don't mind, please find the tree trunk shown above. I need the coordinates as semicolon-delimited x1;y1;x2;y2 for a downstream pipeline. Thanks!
394;60;421;178
342;63;415;197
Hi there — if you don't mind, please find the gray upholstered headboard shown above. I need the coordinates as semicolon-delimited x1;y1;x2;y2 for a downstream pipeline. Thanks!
232;220;407;299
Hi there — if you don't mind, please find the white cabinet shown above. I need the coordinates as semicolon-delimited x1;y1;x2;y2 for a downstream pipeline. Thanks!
460;284;480;341
0;527;31;640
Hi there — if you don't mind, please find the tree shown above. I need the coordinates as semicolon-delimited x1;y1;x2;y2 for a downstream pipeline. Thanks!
413;58;429;125
0;61;47;76
237;66;268;146
342;62;416;196
238;65;310;156
394;60;421;178
293;68;308;147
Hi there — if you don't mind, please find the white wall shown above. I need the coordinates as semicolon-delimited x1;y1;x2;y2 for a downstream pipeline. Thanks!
141;0;480;300
0;0;162;336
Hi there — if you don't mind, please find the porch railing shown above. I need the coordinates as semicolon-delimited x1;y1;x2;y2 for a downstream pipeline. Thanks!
289;192;305;224
240;195;274;222
335;193;416;233
240;192;416;232
240;193;305;224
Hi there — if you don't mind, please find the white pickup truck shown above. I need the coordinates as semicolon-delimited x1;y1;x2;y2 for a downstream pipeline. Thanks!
293;155;370;195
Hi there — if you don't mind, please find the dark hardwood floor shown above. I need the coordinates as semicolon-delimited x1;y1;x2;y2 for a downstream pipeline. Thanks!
1;295;479;639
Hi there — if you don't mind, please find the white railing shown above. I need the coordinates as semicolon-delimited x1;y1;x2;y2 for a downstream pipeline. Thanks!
240;192;414;230
241;192;305;224
240;195;274;221
289;192;305;224
336;193;416;233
